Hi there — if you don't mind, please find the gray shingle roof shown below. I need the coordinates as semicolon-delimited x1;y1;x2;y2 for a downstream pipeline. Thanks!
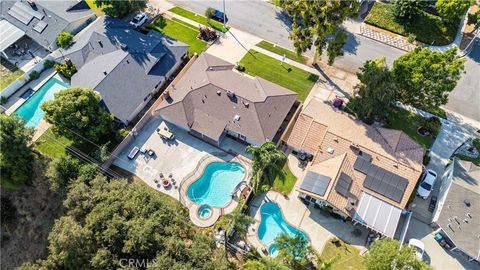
436;159;480;261
155;53;297;144
57;16;189;123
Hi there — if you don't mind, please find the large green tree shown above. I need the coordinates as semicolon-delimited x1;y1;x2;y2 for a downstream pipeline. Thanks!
392;47;465;111
365;238;432;270
436;0;473;23
41;88;114;144
279;0;359;65
46;155;81;193
20;175;226;269
0;114;33;190
350;58;396;123
94;0;146;18
394;0;426;20
275;233;314;270
219;204;254;239
246;142;287;193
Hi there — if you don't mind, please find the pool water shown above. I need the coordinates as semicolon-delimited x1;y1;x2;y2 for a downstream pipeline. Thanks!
198;205;213;219
258;202;309;246
187;162;245;207
15;77;70;128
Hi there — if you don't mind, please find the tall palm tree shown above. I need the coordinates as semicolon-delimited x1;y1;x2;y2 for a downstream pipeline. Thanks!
246;142;287;194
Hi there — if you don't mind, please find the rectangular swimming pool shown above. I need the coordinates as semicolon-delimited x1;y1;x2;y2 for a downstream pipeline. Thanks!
15;77;70;128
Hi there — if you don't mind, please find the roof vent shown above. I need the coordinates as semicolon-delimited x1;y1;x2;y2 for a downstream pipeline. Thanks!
120;44;128;50
233;114;240;121
467;213;472;218
163;90;170;99
103;71;107;75
98;40;103;47
226;90;235;98
327;147;335;154
464;200;471;207
217;91;221;95
242;100;249;107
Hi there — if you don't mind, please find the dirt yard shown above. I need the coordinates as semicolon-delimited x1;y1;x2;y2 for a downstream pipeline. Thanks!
1;156;63;269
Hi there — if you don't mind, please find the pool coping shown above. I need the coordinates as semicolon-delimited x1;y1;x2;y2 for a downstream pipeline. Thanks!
179;153;252;227
252;191;313;256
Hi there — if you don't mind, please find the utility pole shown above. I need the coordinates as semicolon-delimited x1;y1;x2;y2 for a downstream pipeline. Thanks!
223;0;226;28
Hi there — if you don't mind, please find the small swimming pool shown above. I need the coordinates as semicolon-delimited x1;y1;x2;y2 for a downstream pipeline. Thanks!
258;202;309;247
187;162;245;208
15;77;70;128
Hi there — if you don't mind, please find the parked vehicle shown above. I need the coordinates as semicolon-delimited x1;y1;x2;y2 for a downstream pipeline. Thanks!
408;239;425;260
417;169;437;199
130;13;148;28
212;9;228;23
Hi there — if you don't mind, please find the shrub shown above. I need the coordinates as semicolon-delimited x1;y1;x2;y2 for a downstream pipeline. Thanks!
0;96;8;105
422;116;442;135
394;0;426;20
235;64;245;72
54;62;77;78
205;7;215;19
407;33;416;43
198;26;218;42
57;32;73;49
29;70;40;81
43;60;55;69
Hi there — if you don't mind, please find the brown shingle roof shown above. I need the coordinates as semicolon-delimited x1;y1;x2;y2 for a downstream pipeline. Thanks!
289;99;425;211
155;54;297;144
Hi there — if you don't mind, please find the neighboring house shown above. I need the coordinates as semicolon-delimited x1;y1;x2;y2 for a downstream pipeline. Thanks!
432;158;480;262
287;99;425;238
54;16;189;125
0;0;96;56
154;53;298;146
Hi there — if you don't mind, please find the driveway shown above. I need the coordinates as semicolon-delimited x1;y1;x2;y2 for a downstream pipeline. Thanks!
405;218;479;270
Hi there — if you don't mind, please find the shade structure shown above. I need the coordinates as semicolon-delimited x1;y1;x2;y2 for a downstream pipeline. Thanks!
0;19;25;52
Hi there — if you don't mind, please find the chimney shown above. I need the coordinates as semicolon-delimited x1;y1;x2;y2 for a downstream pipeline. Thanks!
103;71;107;75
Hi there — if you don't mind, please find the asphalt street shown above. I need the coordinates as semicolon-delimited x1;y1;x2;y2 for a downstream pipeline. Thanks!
169;0;479;121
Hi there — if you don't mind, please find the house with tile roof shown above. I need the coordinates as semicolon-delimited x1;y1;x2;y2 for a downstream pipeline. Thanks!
432;158;480;262
53;16;189;125
154;53;298;146
287;99;425;238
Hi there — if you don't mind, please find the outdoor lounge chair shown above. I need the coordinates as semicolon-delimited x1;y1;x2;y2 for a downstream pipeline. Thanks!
128;146;140;159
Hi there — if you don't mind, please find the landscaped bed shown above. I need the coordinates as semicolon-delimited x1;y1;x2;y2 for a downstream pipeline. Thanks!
319;238;365;270
146;17;208;56
256;40;308;64
455;138;480;165
240;50;318;102
365;2;458;45
169;6;229;33
1;57;24;92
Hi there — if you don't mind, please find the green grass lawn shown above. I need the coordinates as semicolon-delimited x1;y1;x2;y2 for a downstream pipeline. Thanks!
365;2;458;45
85;0;105;15
386;106;436;149
1;57;24;91
169;6;229;33
146;17;207;56
319;238;365;270
240;50;318;102
455;138;480;166
256;40;308;64
272;163;297;195
34;128;73;159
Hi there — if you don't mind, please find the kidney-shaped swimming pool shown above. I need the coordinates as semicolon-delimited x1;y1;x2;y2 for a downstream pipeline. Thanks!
187;162;245;208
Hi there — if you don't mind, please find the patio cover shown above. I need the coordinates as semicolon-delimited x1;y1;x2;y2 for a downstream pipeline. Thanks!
0;20;25;52
353;192;402;238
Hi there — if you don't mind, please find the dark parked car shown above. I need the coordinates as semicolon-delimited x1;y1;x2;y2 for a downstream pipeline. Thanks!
212;9;228;23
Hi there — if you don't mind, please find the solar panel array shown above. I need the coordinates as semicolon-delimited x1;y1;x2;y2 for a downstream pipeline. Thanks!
300;171;331;197
7;1;44;25
354;157;408;203
335;172;353;198
33;20;48;33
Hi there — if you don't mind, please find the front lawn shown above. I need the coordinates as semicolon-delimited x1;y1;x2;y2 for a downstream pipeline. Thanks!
272;163;297;195
146;17;208;56
34;128;73;158
256;40;308;64
319;238;365;270
455;138;480;165
365;2;458;45
386;106;436;149
240;50;318;102
1;57;24;91
169;6;229;33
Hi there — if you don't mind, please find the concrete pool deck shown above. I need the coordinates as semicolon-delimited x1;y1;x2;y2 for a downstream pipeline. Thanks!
113;116;252;226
